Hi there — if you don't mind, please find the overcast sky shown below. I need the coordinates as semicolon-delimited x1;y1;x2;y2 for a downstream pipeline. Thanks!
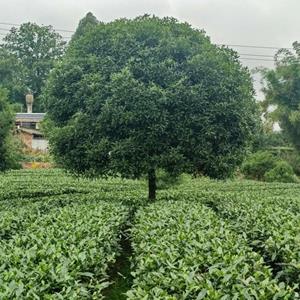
1;0;300;99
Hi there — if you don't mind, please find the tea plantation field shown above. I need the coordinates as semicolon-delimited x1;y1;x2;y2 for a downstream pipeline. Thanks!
1;169;300;299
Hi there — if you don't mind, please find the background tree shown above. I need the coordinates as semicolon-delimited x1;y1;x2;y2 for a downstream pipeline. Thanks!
2;23;66;110
262;42;300;150
43;15;258;200
0;48;26;107
71;12;98;42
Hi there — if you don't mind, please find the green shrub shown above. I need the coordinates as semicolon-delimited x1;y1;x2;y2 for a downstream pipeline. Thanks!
4;135;22;170
264;161;298;183
0;88;22;171
241;151;276;180
156;169;182;190
22;151;53;163
282;151;300;176
252;131;290;152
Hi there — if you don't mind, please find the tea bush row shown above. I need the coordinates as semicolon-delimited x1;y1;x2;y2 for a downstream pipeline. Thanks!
128;201;297;299
203;192;300;287
0;200;128;299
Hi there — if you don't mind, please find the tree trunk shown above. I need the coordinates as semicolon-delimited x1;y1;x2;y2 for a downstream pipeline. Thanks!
148;168;156;201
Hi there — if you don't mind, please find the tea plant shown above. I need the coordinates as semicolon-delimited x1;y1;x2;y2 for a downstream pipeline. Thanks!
0;201;128;299
128;201;297;299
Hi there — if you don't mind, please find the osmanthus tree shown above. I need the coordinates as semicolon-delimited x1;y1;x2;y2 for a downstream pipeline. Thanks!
43;15;258;200
262;42;300;150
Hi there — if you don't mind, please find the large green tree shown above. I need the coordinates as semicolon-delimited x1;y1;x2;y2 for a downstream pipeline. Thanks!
0;48;26;106
262;42;300;150
43;15;258;200
2;23;65;110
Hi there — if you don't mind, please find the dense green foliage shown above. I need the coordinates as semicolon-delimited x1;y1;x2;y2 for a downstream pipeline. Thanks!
264;161;298;183
0;48;25;106
0;88;20;170
199;189;300;289
282;150;300;176
0;89;12;171
2;169;300;298
262;42;300;151
0;170;142;299
71;12;99;42
1;23;65;109
43;15;258;199
128;201;295;299
1;201;128;299
241;151;276;180
241;150;298;183
253;130;290;152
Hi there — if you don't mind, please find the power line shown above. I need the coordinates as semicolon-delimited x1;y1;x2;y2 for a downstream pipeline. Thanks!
218;43;293;51
0;21;293;64
239;53;275;58
0;21;294;51
239;57;275;62
0;22;19;26
0;28;72;40
0;22;75;33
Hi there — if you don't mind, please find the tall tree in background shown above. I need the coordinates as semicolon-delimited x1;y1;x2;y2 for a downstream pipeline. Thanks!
44;15;258;200
263;42;300;150
2;23;66;110
0;48;26;107
71;12;98;42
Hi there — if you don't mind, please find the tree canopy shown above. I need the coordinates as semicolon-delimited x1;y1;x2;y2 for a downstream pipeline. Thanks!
1;23;65;110
71;12;99;42
262;42;300;151
0;48;26;107
44;15;258;199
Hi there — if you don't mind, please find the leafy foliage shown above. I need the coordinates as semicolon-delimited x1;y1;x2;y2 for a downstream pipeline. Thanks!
0;201;128;298
0;88;21;170
71;12;99;42
128;201;296;299
264;161;298;183
0;89;12;170
241;150;298;183
2;169;300;297
282;150;300;176
155;169;183;190
2;23;65;109
0;48;26;106
0;169;135;299
241;151;276;180
201;189;300;288
253;130;290;152
262;42;300;151
43;15;258;199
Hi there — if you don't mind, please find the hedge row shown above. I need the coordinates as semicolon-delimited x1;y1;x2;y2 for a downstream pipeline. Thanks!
204;192;300;287
128;201;297;299
0;200;128;299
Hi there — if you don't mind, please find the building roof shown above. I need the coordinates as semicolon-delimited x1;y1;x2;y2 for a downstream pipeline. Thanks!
16;113;46;123
18;127;44;137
